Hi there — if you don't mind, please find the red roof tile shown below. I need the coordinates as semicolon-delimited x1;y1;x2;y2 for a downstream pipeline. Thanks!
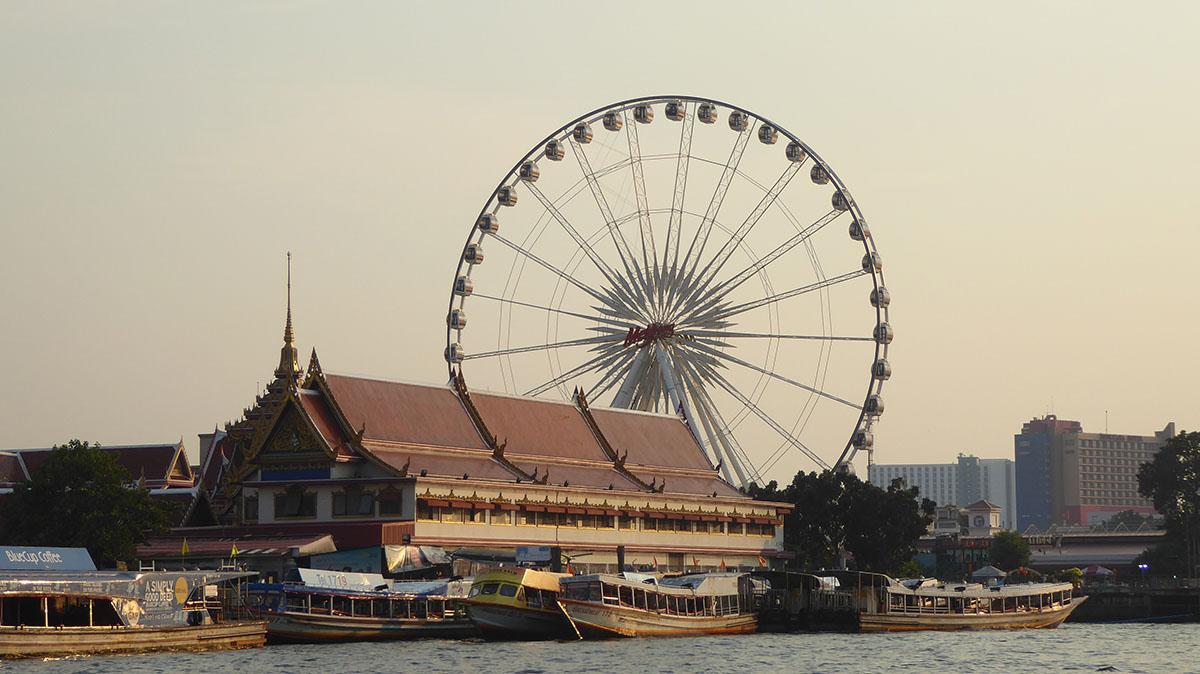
471;392;609;462
589;407;713;471
0;453;27;485
323;374;487;450
633;470;743;498
363;443;516;482
507;460;642;491
8;444;193;487
298;391;355;459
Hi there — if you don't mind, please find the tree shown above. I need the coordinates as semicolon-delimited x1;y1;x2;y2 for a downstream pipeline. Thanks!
747;471;934;575
0;440;170;567
1106;509;1151;531
1137;430;1200;576
990;530;1031;570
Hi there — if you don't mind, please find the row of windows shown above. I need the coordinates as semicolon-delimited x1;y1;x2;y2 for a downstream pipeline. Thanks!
1080;439;1155;451
246;486;403;521
417;504;775;537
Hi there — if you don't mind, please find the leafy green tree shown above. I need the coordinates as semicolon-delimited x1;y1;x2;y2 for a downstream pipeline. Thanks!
1137;430;1200;576
897;559;924;578
990;530;1032;570
746;471;934;574
0;440;170;567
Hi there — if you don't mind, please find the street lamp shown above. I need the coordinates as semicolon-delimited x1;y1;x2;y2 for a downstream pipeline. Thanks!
1137;563;1149;585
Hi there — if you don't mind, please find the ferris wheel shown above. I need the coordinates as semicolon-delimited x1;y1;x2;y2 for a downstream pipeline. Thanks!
445;96;891;486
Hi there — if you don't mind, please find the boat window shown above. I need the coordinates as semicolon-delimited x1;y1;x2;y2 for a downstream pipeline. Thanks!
353;599;371;617
332;596;351;615
412;600;428;619
499;584;518;598
391;599;410;618
372;599;388;617
588;582;602;602
428;599;444;618
480;583;500;595
286;592;308;612
312;595;331;614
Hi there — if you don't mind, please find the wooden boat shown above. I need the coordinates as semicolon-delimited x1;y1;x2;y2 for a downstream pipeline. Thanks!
0;567;265;658
463;567;574;640
810;572;1086;632
242;569;475;642
557;573;759;638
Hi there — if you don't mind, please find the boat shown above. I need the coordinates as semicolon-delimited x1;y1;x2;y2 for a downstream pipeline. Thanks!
809;571;1086;631
463;567;574;640
0;546;265;659
242;568;475;642
556;572;760;638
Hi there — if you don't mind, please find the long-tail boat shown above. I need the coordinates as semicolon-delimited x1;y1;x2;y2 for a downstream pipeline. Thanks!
556;572;759;638
0;547;264;659
463;567;574;640
242;568;475;642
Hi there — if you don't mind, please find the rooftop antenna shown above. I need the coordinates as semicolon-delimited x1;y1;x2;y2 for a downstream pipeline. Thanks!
1105;409;1109;434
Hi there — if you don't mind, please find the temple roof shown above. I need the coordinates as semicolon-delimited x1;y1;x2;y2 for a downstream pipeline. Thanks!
589;407;715;472
323;374;487;450
469;391;609;462
6;442;194;489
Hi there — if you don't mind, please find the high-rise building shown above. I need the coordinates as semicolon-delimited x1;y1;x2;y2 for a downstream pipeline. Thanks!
1014;415;1175;529
868;454;1016;529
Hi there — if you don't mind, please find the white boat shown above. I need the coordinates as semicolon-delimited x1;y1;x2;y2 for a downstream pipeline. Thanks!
557;573;759;638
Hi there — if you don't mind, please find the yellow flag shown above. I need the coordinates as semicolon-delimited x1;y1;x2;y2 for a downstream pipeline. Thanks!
757;555;766;567
180;538;190;555
230;544;239;557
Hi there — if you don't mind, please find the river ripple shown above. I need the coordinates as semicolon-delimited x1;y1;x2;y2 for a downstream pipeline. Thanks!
2;624;1197;673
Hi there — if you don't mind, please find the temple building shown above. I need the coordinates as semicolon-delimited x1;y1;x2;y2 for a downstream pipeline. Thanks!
168;294;791;574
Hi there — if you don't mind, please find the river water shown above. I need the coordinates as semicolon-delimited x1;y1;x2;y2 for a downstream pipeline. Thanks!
3;624;1198;673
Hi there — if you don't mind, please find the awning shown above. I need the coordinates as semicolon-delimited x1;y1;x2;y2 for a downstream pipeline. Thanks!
421;498;450;508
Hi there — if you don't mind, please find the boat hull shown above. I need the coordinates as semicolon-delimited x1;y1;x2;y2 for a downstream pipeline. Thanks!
858;596;1087;632
262;611;477;643
0;620;267;659
558;599;757;639
465;601;575;640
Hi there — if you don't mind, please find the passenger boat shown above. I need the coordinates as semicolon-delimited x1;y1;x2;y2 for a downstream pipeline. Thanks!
463;567;574;640
0;547;264;659
557;573;759;638
808;572;1086;631
242;568;475;642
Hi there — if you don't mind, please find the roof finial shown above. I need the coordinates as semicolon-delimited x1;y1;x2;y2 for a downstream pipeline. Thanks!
284;251;294;345
275;252;301;382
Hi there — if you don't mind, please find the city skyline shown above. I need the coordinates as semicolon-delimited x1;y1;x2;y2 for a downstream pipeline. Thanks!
2;3;1197;480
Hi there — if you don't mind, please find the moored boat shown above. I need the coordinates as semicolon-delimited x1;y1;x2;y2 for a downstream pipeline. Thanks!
463;567;574;640
557;573;759;638
0;546;265;659
242;568;475;642
810;571;1087;632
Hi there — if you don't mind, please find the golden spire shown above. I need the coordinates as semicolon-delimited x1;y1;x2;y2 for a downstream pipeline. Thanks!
275;252;301;382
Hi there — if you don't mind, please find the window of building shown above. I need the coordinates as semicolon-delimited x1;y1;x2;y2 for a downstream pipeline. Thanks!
333;487;375;517
274;485;317;519
378;488;403;516
618;515;637;530
243;492;259;522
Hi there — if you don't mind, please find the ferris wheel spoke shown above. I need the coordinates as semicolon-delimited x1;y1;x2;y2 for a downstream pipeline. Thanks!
676;128;752;288
624;111;657;293
705;367;830;470
587;349;640;402
568;138;652;300
666;350;755;485
675;161;803;314
696;268;869;325
688;339;860;409
695;209;843;312
522;182;625;289
663;102;695;275
524;344;632;397
471;292;629;328
488;232;630;314
688;330;874;343
463;334;619;361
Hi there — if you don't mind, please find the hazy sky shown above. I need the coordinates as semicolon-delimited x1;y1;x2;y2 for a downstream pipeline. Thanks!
1;2;1196;475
